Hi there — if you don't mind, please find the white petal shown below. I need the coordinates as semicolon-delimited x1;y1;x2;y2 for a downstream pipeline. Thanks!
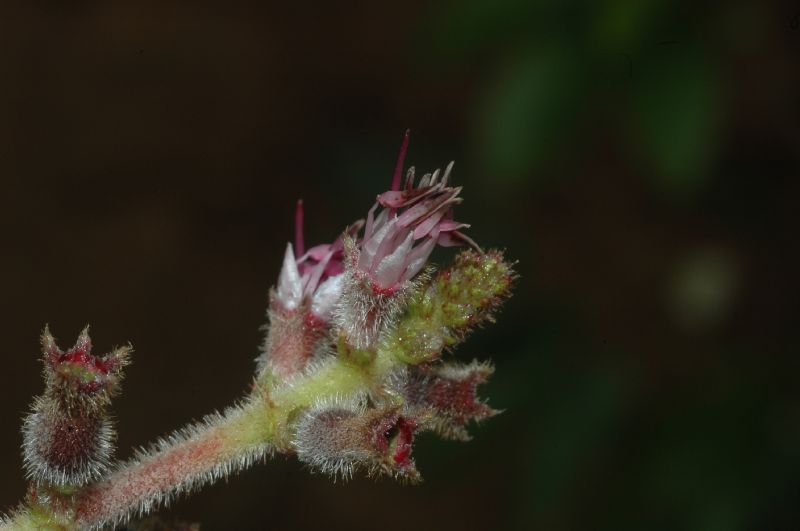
310;275;343;321
277;243;303;310
372;231;414;289
363;202;379;241
359;215;395;271
403;237;436;282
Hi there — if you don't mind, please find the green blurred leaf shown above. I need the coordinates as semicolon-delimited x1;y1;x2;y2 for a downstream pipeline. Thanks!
632;51;722;197
476;45;584;183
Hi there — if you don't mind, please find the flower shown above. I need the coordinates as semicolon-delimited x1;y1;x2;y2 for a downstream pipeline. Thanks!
353;131;479;294
264;201;364;377
269;131;483;367
274;200;362;322
330;132;483;353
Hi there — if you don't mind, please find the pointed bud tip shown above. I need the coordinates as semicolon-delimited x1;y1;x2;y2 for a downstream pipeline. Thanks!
40;329;132;395
40;325;57;354
74;324;92;352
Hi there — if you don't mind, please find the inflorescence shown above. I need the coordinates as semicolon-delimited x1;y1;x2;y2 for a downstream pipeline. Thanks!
1;131;515;531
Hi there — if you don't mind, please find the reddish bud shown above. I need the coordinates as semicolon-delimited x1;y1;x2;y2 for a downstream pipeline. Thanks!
293;396;420;481
22;326;131;486
398;361;498;441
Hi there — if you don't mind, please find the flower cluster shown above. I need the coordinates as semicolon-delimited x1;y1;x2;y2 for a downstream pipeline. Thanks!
260;132;513;480
3;133;514;531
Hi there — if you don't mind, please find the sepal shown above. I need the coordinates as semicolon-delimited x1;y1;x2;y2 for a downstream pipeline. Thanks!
394;361;498;441
292;395;420;482
22;327;130;486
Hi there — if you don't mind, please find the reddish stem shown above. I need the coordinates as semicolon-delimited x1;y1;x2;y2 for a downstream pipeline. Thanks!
72;412;264;529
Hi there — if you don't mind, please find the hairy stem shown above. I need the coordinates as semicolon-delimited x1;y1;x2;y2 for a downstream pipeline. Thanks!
3;350;399;530
73;398;271;529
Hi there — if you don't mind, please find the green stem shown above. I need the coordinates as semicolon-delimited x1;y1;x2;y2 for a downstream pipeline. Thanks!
2;351;400;531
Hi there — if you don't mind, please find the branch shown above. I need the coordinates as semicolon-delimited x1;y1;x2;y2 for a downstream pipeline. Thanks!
2;141;516;530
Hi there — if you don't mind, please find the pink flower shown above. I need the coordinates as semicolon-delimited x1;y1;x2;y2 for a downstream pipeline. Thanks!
354;132;479;293
274;200;362;322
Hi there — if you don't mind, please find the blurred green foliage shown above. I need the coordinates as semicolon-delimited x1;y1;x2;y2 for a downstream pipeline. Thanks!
408;1;800;529
421;0;729;198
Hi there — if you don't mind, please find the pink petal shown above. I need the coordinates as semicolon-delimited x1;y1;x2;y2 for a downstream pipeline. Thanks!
371;220;406;271
378;184;439;209
437;231;482;251
304;249;334;297
297;245;331;266
412;208;446;240
437;220;470;232
359;215;395;271
377;190;406;208
310;275;343;321
396;188;460;228
373;231;414;289
324;260;345;277
364;202;379;241
402;237;437;282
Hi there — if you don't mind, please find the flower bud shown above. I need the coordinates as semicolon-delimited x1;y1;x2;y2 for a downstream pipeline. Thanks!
22;326;130;486
384;249;515;364
395;361;498;441
292;395;419;481
260;200;362;378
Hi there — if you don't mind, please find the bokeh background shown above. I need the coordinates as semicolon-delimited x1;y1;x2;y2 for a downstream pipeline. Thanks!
1;1;798;529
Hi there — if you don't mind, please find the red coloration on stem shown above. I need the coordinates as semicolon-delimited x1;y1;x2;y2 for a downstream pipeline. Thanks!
74;428;227;528
294;199;305;258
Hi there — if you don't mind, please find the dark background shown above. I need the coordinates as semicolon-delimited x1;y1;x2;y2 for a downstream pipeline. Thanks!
1;1;798;530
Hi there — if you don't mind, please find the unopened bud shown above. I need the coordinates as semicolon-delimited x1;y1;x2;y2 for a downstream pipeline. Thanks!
22;326;131;486
395;361;498;441
385;249;515;364
292;395;419;481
